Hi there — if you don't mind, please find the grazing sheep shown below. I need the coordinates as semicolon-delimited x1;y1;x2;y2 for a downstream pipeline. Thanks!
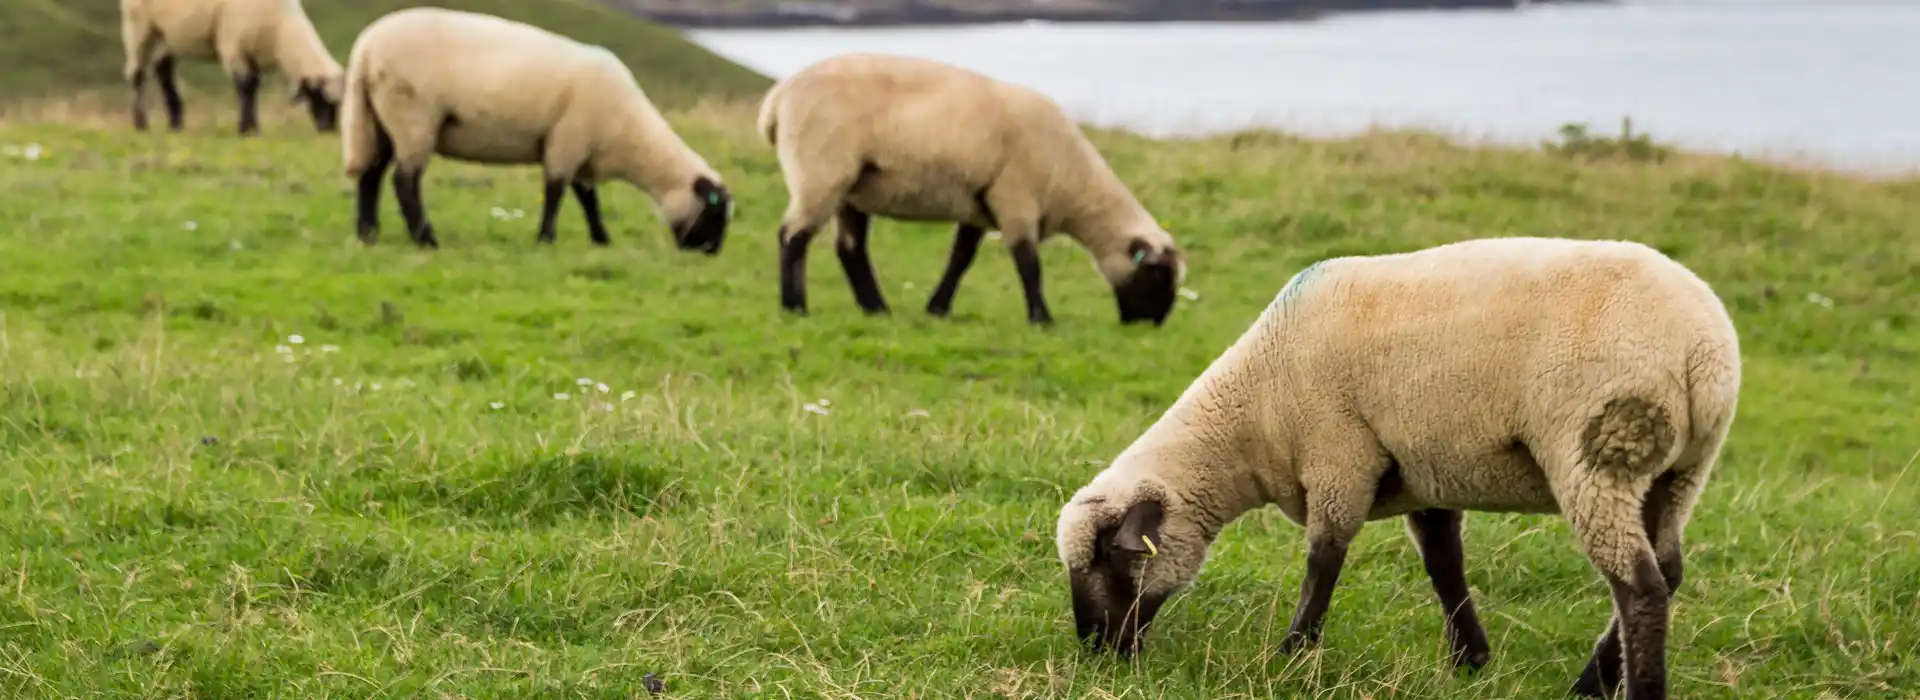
119;0;345;135
755;52;1185;327
1055;237;1741;700
338;7;733;251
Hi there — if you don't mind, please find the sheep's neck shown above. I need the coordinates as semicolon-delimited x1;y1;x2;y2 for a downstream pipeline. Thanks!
271;19;331;80
1057;180;1157;254
1127;332;1287;539
603;112;700;195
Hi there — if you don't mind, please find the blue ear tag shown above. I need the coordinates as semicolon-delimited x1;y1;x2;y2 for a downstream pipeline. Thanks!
706;192;721;205
1132;249;1147;265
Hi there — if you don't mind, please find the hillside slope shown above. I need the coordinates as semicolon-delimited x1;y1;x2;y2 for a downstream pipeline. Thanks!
0;0;772;109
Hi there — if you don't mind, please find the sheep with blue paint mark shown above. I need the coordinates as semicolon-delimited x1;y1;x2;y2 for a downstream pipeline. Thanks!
1055;236;1741;700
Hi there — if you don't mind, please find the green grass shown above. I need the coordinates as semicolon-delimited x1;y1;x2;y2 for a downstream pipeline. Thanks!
0;0;770;110
2;93;1918;698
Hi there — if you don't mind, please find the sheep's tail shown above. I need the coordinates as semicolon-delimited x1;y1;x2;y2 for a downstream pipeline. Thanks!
755;78;787;147
339;42;380;178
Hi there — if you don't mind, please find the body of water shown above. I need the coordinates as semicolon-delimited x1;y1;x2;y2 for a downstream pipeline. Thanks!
688;1;1920;174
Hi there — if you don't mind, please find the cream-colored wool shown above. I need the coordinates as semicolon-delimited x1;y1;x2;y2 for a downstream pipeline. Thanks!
339;7;724;231
1056;237;1740;686
756;53;1186;321
120;0;343;103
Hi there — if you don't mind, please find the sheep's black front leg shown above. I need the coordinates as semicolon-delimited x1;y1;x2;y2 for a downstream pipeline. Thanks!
1407;509;1493;671
779;225;818;315
155;56;184;131
1278;534;1352;654
354;131;395;244
393;166;438;249
834;205;889;314
536;178;567;244
570;182;610;245
233;67;261;136
1008;238;1053;326
926;224;985;318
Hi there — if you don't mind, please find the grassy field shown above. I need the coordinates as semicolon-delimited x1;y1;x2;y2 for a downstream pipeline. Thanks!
3;71;1919;699
0;0;770;110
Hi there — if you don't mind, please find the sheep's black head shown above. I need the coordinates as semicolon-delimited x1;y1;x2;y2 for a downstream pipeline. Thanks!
672;176;731;256
1067;499;1170;655
1058;478;1210;657
292;75;343;132
1110;238;1185;326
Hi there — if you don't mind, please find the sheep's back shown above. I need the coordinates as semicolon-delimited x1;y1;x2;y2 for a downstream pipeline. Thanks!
354;8;635;152
1271;237;1735;513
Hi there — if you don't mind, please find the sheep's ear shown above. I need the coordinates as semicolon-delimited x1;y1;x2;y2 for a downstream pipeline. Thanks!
1111;499;1164;555
1128;239;1167;269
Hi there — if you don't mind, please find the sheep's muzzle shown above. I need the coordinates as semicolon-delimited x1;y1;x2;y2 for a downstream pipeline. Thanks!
1069;567;1167;657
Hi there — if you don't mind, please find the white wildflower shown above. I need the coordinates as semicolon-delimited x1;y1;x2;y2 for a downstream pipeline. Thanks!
370;382;382;391
576;377;593;387
1805;292;1834;309
803;402;830;416
620;390;637;402
183;221;198;231
596;382;610;394
274;345;292;354
554;392;571;401
1178;287;1200;301
489;402;504;410
288;334;304;345
817;398;832;407
319;345;340;353
23;144;42;160
906;409;930;418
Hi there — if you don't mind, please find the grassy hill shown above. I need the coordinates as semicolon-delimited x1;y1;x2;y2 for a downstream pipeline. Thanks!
2;6;1917;698
0;0;771;109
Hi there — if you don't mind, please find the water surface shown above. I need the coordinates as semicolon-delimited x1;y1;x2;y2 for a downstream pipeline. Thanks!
690;1;1920;173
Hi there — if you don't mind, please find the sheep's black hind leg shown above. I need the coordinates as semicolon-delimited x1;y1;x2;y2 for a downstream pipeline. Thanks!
233;66;261;136
354;129;394;244
1407;509;1493;671
571;182;610;245
536;178;567;245
780;225;818;315
926;224;985;318
834;205;889;314
155;56;184;131
128;68;149;131
1573;471;1687;698
1008;238;1053;326
393;166;438;249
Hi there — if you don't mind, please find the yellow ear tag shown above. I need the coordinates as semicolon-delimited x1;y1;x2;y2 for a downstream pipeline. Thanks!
1141;535;1159;558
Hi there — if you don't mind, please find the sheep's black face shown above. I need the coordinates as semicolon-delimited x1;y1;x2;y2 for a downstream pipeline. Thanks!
295;80;339;132
1113;240;1183;326
675;177;731;256
1069;500;1170;656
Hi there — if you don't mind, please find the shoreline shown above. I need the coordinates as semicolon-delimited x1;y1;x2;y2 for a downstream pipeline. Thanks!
633;0;1608;30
